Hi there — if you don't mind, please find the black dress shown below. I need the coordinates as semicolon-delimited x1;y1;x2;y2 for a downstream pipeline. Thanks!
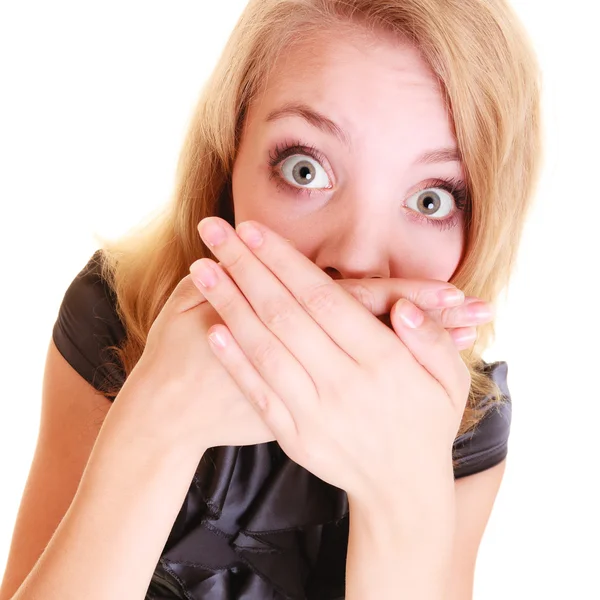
52;251;512;600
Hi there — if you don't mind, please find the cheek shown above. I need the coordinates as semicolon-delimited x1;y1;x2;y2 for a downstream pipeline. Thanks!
231;169;298;241
231;156;315;249
231;158;263;226
232;156;465;281
230;177;321;260
231;184;289;232
391;227;464;282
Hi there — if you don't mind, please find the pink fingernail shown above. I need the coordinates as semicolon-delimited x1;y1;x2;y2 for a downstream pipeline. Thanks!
237;221;264;248
208;330;227;348
199;219;227;247
468;302;494;320
190;260;217;288
397;301;424;328
454;330;477;345
438;288;465;307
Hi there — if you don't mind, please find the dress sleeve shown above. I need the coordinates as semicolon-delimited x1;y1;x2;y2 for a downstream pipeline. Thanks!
452;360;512;479
52;250;126;400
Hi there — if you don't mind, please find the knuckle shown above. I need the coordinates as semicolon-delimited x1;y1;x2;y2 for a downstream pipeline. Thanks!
247;385;271;411
302;282;339;315
261;297;295;329
420;320;447;345
212;289;237;314
416;289;432;306
252;338;279;370
221;251;245;273
439;306;459;328
347;282;376;314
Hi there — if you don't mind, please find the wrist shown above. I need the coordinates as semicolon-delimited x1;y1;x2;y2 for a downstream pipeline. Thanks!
110;372;209;463
346;485;456;600
348;463;456;529
348;486;456;548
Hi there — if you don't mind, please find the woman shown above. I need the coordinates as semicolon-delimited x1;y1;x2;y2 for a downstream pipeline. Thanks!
0;0;542;599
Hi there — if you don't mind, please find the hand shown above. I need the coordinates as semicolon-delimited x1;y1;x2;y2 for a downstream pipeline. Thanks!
114;253;490;456
336;278;493;350
116;271;275;454
190;217;472;506
210;262;493;351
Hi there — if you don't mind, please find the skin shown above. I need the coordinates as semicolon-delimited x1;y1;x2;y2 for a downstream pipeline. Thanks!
184;28;500;597
190;215;466;599
232;29;466;284
0;28;499;600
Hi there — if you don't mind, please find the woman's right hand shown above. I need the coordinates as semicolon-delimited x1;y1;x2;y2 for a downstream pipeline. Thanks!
114;273;276;455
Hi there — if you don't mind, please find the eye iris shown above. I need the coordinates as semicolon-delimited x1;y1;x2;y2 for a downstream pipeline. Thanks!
292;160;315;185
417;191;441;215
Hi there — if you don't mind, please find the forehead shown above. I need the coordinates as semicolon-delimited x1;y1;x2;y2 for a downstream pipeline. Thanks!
248;28;456;151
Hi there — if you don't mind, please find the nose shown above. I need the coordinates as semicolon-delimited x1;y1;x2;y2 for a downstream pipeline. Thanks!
314;211;391;281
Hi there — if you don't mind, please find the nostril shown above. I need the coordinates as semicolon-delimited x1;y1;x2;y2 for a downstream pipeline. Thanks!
324;267;342;280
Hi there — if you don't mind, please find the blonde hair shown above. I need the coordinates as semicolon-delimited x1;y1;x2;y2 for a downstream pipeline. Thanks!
97;0;543;440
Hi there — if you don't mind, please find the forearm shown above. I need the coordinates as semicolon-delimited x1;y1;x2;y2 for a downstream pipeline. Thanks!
346;487;456;600
12;391;205;600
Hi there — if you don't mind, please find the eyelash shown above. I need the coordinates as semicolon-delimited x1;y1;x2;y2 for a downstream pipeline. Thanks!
268;140;328;199
268;139;471;231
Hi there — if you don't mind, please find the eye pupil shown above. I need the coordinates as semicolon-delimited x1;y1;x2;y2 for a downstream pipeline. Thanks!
418;191;441;215
292;160;315;185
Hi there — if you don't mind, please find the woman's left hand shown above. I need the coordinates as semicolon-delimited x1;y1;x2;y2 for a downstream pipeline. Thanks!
190;217;472;508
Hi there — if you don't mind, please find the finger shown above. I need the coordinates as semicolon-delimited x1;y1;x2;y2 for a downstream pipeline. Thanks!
338;277;465;315
206;324;297;442
438;300;495;329
189;257;317;414
197;217;356;376
448;326;478;350
213;218;402;365
390;299;471;410
377;301;482;350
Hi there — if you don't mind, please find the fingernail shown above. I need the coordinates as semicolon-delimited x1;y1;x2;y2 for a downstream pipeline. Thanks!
190;260;218;288
454;329;477;345
237;221;264;248
438;288;465;307
396;300;424;328
468;302;495;321
199;219;227;247
208;329;227;348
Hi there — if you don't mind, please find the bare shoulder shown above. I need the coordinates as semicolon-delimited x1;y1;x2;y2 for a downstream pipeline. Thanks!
0;338;112;600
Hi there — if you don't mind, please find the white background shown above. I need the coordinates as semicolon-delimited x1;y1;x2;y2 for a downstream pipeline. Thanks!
0;1;598;598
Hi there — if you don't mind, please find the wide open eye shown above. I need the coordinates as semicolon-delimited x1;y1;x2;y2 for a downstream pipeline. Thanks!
279;155;331;190
405;187;455;219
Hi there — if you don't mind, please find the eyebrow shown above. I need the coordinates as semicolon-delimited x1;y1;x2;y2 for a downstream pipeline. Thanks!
265;101;462;165
266;102;351;147
415;147;462;165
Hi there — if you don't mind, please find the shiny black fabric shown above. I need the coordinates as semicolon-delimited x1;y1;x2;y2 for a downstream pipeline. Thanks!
52;251;512;600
